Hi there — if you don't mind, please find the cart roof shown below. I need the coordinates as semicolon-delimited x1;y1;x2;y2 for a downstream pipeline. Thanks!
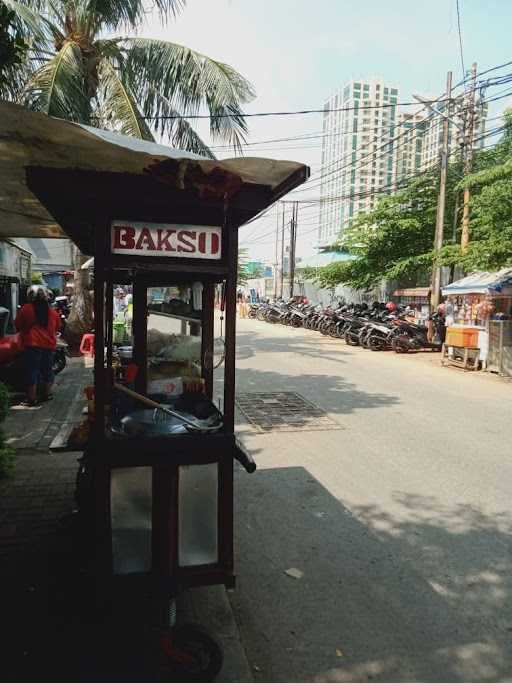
441;268;512;295
0;101;309;252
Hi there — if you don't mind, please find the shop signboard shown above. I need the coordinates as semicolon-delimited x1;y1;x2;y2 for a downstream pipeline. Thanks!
111;221;222;260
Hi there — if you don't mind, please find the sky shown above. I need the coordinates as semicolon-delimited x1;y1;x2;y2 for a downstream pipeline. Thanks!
144;0;512;263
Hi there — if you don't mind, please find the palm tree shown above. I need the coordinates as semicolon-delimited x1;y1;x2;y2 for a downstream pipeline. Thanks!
2;0;254;155
2;0;254;343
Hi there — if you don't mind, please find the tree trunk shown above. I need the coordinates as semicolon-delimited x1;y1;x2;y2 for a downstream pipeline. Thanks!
64;245;94;347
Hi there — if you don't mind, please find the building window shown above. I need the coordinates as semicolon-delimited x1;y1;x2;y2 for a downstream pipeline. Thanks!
391;88;398;95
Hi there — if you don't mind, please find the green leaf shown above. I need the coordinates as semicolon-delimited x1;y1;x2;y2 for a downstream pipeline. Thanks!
98;57;154;139
123;37;255;152
22;39;89;120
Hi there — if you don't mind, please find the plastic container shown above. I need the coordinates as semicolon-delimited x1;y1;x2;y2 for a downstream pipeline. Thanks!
113;321;126;344
445;326;480;348
80;333;95;356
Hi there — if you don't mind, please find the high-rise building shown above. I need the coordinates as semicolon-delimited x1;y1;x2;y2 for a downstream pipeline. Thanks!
318;78;399;246
318;81;488;247
395;94;488;185
394;112;429;184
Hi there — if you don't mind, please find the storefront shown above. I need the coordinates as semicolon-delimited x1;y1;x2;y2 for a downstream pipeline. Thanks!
441;269;512;369
392;287;431;322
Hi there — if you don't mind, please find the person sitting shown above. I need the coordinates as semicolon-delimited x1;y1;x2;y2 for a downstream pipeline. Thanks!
15;286;61;407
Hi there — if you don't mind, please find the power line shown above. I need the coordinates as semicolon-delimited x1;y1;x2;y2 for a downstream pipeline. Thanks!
242;124;508;247
456;0;466;81
133;98;454;122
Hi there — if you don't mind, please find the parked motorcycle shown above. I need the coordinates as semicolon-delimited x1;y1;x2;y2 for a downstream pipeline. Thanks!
391;313;445;353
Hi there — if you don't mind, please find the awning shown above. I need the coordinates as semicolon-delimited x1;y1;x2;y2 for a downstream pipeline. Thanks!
0;101;309;249
393;287;430;298
441;269;512;295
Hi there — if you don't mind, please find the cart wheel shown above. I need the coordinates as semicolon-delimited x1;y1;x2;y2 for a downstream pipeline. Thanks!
161;623;223;682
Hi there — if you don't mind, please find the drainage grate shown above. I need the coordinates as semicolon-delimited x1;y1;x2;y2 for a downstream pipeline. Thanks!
236;392;342;432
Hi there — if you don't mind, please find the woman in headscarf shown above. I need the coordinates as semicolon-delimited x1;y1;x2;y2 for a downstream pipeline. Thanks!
15;286;61;406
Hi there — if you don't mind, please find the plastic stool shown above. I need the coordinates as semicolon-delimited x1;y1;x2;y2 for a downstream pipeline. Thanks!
80;333;95;356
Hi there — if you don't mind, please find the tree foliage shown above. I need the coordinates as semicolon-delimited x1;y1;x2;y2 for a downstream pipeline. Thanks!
1;0;255;154
0;3;28;99
310;111;512;291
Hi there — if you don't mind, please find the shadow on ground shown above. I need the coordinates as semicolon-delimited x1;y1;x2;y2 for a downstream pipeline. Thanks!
231;466;512;683
235;329;350;365
234;366;399;419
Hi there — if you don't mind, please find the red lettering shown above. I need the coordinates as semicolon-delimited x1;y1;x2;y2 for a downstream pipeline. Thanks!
177;230;196;253
198;232;206;254
210;233;220;255
113;226;135;250
157;229;176;252
135;227;156;251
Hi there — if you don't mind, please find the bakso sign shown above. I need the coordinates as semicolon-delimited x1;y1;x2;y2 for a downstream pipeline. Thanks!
111;221;222;260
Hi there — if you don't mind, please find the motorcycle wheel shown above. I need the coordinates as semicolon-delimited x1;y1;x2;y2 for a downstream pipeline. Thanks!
53;352;67;375
291;318;302;328
368;336;383;351
392;336;410;354
161;623;223;682
359;331;370;348
328;323;338;338
344;331;359;346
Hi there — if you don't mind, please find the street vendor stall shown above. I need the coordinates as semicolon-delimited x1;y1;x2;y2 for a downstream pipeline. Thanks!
392;287;431;322
0;101;310;679
441;269;512;370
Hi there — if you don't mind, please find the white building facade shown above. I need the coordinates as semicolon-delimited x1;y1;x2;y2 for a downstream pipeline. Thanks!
319;82;488;246
318;79;399;246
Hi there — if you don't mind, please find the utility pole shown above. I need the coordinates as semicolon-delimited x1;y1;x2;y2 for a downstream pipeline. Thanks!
289;202;298;299
279;204;285;299
461;61;478;253
273;203;279;300
430;71;453;310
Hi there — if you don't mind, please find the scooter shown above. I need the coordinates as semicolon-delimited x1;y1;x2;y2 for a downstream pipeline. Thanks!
391;314;445;353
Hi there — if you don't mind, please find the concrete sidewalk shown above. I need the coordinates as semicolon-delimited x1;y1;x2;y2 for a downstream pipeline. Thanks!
0;357;253;683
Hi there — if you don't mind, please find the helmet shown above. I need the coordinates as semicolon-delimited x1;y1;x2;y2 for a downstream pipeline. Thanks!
26;285;49;302
385;302;397;312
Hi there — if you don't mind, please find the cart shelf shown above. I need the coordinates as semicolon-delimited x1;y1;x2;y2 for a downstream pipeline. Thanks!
149;310;202;324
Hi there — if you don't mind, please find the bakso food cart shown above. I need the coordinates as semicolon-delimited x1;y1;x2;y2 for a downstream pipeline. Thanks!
0;101;310;678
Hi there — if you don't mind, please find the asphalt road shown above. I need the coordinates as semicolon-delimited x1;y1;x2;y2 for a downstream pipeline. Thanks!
228;317;512;683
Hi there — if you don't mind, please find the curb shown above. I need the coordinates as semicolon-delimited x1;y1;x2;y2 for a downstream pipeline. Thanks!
179;585;255;683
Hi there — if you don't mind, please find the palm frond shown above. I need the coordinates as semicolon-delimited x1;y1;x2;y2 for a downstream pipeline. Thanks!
74;0;184;33
97;58;154;140
21;39;89;120
147;87;215;158
1;0;53;47
123;38;255;151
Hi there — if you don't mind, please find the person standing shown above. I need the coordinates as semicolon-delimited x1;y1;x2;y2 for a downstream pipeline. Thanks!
15;286;61;406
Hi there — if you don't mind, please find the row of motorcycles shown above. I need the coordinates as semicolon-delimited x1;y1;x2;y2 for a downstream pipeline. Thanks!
248;299;446;353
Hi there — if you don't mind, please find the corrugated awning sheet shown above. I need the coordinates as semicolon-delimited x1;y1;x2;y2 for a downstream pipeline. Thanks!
0;101;308;239
441;268;512;295
393;288;430;298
